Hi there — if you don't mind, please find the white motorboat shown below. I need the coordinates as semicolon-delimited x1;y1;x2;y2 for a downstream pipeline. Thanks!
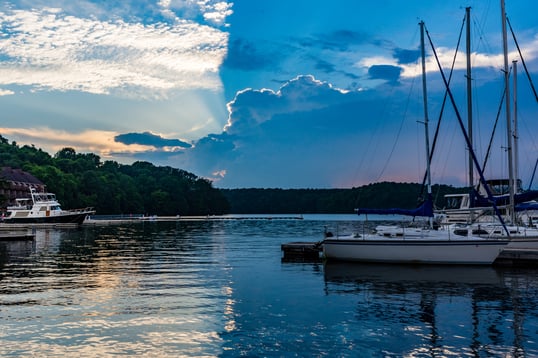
2;187;95;225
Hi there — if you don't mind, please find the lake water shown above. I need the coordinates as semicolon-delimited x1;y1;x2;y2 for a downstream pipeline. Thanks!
1;215;538;357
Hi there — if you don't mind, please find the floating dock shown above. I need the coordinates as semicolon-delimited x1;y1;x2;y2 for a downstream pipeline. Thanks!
495;249;538;266
282;241;538;266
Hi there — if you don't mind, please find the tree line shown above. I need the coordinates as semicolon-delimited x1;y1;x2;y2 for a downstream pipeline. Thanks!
0;135;466;215
0;136;229;215
220;182;466;214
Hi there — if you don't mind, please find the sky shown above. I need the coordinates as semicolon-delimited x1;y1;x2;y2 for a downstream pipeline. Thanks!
0;0;537;189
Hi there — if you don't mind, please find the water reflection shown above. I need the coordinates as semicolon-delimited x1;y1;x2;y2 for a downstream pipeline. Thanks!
1;220;538;357
323;262;538;357
0;239;34;266
0;223;229;357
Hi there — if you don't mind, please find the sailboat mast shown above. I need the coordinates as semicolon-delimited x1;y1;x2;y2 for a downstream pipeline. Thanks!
420;21;433;228
466;7;474;191
513;59;519;192
501;0;515;223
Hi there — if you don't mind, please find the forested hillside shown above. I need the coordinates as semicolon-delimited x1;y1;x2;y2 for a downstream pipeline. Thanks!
0;135;466;215
220;183;466;214
0;136;229;215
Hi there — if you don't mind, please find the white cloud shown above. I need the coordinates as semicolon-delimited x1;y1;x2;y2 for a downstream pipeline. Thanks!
0;88;14;96
224;75;349;135
202;2;233;27
157;0;233;27
0;6;229;97
0;127;163;160
358;42;538;83
178;75;430;188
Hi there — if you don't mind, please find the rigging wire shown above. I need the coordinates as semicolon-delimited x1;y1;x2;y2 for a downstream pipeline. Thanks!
351;27;420;208
419;12;466;204
481;78;507;174
507;17;538;102
424;22;510;235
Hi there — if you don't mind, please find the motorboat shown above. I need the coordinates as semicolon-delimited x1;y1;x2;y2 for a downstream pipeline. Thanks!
2;187;94;225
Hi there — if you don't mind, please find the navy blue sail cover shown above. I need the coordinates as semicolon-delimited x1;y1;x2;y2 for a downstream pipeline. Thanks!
356;196;434;217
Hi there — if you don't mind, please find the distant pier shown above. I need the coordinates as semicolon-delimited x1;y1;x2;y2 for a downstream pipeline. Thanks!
84;214;304;225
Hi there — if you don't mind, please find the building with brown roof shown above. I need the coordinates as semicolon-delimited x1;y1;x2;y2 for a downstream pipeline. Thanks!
0;167;46;207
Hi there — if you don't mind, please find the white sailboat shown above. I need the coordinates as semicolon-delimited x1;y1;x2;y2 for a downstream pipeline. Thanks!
322;19;510;265
437;5;538;228
438;3;538;250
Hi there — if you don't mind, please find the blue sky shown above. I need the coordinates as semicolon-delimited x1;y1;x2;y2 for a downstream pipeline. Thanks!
0;0;537;189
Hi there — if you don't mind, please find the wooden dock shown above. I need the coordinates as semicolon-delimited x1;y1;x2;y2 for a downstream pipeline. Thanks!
282;241;538;266
281;242;322;262
0;232;35;241
494;249;538;266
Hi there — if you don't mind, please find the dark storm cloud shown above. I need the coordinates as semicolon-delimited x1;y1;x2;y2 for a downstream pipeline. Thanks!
393;47;421;65
368;65;403;83
114;131;192;148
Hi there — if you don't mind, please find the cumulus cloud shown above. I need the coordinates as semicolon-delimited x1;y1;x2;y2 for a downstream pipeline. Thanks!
0;5;230;97
175;75;436;188
223;75;348;134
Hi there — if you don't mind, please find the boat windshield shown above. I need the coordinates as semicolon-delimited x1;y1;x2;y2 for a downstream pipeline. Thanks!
446;196;463;209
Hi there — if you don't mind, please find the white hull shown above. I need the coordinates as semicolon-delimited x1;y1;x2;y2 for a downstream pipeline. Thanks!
2;188;94;226
322;231;509;265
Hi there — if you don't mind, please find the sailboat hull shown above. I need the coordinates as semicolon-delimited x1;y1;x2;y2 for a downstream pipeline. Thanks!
322;238;508;265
